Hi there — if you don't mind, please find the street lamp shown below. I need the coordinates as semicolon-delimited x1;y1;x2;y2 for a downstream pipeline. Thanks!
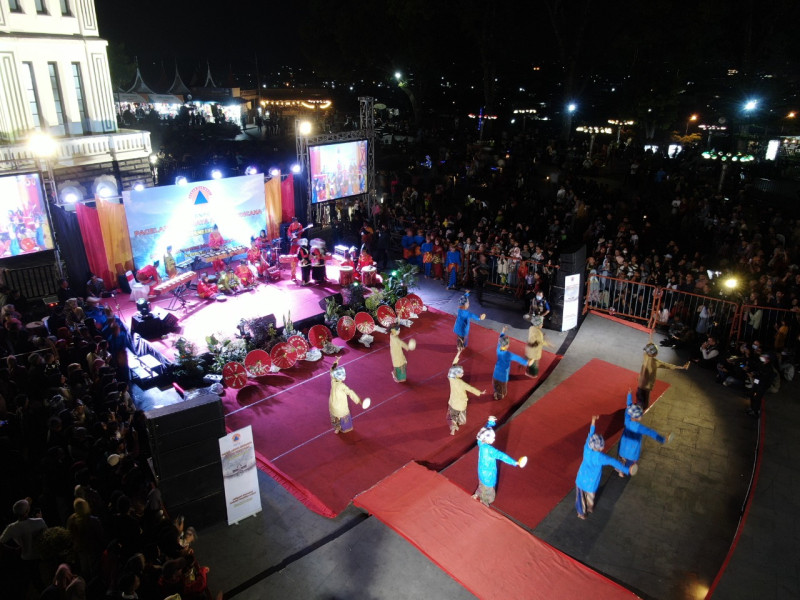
28;133;64;278
685;114;698;136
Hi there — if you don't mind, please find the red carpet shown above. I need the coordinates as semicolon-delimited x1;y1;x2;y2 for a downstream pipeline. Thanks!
443;358;669;529
220;308;560;517
354;462;638;600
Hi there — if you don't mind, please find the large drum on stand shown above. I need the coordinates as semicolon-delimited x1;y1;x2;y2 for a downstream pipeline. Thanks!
361;266;377;286
339;266;354;286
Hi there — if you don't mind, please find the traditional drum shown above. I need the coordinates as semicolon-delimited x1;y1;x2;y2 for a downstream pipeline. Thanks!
339;265;354;286
361;265;377;285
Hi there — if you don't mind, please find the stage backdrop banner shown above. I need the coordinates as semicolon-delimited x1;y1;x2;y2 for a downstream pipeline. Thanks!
264;177;281;241
280;175;295;222
97;199;134;281
218;425;262;525
123;174;267;271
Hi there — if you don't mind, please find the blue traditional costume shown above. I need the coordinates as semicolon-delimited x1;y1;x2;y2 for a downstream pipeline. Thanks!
618;391;668;469
453;293;483;350
472;417;525;506
445;246;461;289
420;238;434;278
575;419;632;519
492;332;528;400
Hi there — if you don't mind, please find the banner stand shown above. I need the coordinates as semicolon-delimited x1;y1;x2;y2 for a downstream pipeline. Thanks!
218;425;262;525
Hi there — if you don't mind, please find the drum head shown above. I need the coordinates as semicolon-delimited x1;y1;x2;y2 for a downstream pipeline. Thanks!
308;324;333;349
223;361;248;389
395;297;413;319
406;293;424;313
287;335;310;359
244;350;272;376
355;312;375;334
337;316;356;341
376;305;397;328
270;342;298;369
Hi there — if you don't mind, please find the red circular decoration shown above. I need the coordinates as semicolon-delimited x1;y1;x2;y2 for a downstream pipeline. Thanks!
270;342;298;369
19;238;35;252
376;305;397;328
244;350;272;377
287;335;309;359
223;361;248;389
395;297;413;319
336;316;356;341
406;293;424;313
355;311;375;334
308;324;333;349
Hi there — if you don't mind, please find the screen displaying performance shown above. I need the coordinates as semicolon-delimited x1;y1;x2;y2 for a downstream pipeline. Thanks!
0;173;55;258
309;139;368;203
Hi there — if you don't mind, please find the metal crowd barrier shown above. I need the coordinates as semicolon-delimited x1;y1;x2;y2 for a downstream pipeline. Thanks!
737;304;797;350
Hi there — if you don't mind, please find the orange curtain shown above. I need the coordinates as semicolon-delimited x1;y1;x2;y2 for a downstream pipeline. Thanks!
96;198;134;278
264;178;282;240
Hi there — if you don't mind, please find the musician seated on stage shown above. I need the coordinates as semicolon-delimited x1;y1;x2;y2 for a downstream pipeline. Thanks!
136;261;161;285
247;239;267;278
164;245;178;279
355;249;375;280
256;229;270;251
208;224;226;272
217;267;242;294
235;259;256;288
197;272;220;299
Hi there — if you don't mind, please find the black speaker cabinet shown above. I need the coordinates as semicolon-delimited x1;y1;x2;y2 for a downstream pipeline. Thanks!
145;394;226;526
558;243;587;276
548;285;566;331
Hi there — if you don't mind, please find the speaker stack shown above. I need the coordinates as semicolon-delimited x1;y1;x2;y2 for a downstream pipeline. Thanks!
549;243;586;331
131;308;180;339
145;393;227;527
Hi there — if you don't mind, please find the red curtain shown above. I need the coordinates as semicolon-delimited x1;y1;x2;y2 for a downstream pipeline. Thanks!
281;176;295;222
76;203;112;286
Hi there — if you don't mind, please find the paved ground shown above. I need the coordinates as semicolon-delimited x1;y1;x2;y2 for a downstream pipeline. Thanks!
161;278;799;600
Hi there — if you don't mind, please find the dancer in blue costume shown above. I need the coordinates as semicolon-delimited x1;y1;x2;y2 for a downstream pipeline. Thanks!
575;415;636;519
420;234;433;278
472;416;527;506
618;389;672;474
445;243;461;289
492;326;531;400
453;292;485;351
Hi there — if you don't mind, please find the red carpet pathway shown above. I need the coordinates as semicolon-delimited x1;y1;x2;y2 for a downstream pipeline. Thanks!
444;358;669;529
221;309;560;517
354;462;639;600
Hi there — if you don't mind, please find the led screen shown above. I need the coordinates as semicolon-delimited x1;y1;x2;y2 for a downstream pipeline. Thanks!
0;173;54;258
309;140;368;203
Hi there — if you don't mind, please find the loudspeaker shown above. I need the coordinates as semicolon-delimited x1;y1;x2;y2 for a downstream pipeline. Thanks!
131;309;181;339
558;244;586;276
161;312;180;330
117;273;132;294
319;293;343;311
145;394;226;525
548;285;565;331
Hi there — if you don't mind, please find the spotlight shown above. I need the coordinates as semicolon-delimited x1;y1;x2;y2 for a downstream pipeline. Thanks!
211;169;223;180
724;277;738;290
290;164;302;174
96;184;115;198
175;176;188;186
269;168;281;178
298;121;312;136
149;154;158;164
133;182;145;192
245;166;258;175
63;192;79;204
136;297;151;317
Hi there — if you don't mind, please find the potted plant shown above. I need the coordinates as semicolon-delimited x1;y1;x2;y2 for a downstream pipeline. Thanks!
324;296;342;330
206;333;248;374
171;337;207;388
381;260;419;305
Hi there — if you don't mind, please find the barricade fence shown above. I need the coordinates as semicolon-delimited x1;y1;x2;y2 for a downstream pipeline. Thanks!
737;304;797;351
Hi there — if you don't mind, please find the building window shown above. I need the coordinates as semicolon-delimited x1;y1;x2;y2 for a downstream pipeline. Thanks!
34;0;48;14
8;0;23;13
60;0;71;15
48;63;66;127
72;62;88;133
22;62;43;129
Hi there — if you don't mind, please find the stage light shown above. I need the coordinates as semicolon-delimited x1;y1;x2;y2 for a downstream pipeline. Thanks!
269;168;281;178
290;164;302;174
724;277;738;290
149;154;158;164
95;182;117;198
175;176;188;186
63;192;79;204
395;72;402;80
568;103;577;113
245;166;258;175
28;132;57;157
136;297;151;317
744;99;758;111
298;121;312;136
391;271;398;277
133;182;145;192
211;169;223;180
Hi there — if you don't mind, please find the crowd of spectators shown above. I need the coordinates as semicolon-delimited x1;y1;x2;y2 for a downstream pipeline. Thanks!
0;276;211;599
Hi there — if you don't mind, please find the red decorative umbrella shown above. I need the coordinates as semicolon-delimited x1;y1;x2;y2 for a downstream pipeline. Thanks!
223;361;248;389
336;316;356;341
308;324;333;348
244;350;272;376
406;293;424;314
395;297;413;320
376;305;397;328
355;312;376;335
270;342;298;369
287;335;309;359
